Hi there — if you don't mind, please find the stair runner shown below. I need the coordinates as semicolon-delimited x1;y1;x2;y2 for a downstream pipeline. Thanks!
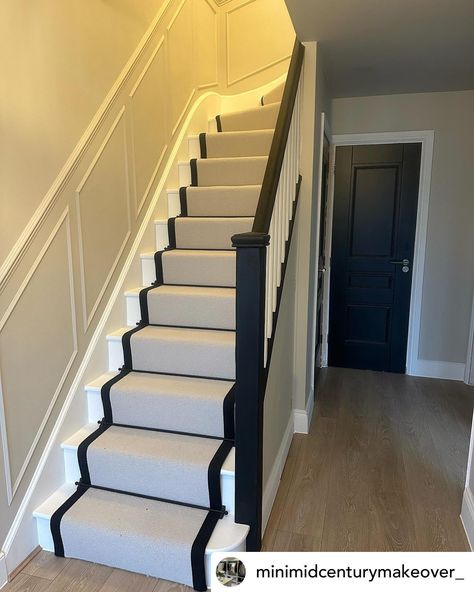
49;81;284;590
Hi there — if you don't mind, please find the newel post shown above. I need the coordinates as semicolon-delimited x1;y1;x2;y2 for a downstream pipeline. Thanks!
232;231;269;551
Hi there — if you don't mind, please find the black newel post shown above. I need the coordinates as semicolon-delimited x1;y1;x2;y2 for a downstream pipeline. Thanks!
232;231;269;551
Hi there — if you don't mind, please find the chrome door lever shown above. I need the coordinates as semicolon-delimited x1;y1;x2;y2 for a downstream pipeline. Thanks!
390;259;410;266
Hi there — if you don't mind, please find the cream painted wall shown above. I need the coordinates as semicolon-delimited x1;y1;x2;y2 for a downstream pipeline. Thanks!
292;44;332;411
331;90;474;365
0;0;168;263
0;0;294;549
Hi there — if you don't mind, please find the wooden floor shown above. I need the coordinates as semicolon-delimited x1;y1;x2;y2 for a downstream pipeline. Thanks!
5;368;473;592
263;367;474;552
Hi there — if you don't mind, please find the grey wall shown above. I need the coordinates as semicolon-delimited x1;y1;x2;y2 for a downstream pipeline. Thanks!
332;90;474;364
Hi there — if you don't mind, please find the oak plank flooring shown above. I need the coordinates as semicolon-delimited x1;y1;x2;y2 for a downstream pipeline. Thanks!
264;368;473;552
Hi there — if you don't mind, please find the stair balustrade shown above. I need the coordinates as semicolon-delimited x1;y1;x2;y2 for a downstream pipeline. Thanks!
232;40;305;550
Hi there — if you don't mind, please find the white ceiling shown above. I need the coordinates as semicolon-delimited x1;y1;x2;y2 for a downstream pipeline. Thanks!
285;0;474;97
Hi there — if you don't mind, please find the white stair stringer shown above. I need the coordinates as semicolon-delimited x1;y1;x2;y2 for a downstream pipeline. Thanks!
33;484;248;587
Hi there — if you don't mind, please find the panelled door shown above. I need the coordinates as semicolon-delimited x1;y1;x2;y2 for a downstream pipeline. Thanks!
328;143;421;373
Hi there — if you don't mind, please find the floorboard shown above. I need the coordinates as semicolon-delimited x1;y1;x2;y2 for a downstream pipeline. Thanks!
264;368;473;552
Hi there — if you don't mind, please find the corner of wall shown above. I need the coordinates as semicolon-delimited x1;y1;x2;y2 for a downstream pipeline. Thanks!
461;488;474;551
0;552;7;589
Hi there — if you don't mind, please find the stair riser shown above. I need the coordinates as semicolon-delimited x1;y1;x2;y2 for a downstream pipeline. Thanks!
167;190;181;217
187;136;201;159
61;446;235;516
195;159;267;187
178;162;191;187
130;337;235;380
107;336;123;372
174;218;253;250
147;292;236;330
140;255;155;286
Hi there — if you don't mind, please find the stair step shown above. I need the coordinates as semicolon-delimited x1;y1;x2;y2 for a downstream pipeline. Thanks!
33;486;248;588
183;185;260;217
161;249;236;287
201;129;273;158
174;217;253;250
86;372;234;438
140;252;156;286
218;102;280;132
85;372;117;422
130;325;235;379
192;156;267;186
261;81;285;105
147;285;236;330
178;161;191;187
106;327;129;371
79;425;231;508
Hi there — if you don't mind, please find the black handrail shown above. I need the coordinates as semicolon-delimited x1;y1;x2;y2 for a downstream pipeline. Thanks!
251;39;304;234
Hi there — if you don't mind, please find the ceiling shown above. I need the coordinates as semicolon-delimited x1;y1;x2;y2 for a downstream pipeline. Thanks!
284;0;474;97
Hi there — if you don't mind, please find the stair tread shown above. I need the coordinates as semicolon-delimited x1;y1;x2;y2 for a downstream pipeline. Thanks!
107;371;234;437
54;488;215;586
61;424;97;449
34;485;248;554
150;284;235;296
86;425;229;506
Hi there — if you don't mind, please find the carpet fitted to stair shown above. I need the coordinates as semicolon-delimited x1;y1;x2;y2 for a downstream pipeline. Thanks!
50;85;281;590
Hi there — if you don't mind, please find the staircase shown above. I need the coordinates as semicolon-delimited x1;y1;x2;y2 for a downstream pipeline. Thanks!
33;82;286;590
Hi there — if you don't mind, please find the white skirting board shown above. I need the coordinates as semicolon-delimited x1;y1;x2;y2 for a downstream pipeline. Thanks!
262;414;294;533
461;488;474;551
0;552;7;589
409;359;466;381
293;389;315;434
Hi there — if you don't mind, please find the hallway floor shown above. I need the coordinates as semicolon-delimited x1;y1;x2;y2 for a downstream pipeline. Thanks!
4;369;473;592
263;367;473;551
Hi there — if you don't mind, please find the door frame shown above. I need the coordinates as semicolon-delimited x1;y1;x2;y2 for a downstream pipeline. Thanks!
320;130;435;375
308;112;332;390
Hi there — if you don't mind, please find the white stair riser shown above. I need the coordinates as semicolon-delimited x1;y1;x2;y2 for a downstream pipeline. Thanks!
34;513;245;581
87;389;104;423
208;118;218;133
60;446;235;516
167;190;181;217
187;136;201;159
140;255;155;287
125;293;141;327
107;336;123;372
155;220;169;252
178;162;191;187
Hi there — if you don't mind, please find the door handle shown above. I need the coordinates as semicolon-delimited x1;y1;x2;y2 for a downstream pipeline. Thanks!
390;259;410;266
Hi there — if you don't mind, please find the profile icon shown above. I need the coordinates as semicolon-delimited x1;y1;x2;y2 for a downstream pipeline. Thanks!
216;557;246;587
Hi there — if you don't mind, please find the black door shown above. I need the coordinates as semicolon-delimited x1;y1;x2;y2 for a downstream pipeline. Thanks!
328;143;421;373
314;133;330;385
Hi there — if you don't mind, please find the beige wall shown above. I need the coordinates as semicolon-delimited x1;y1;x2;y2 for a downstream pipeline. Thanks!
332;90;474;364
0;0;294;546
0;0;168;262
292;43;332;411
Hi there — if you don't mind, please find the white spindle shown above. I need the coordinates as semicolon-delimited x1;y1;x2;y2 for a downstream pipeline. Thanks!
263;78;302;363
